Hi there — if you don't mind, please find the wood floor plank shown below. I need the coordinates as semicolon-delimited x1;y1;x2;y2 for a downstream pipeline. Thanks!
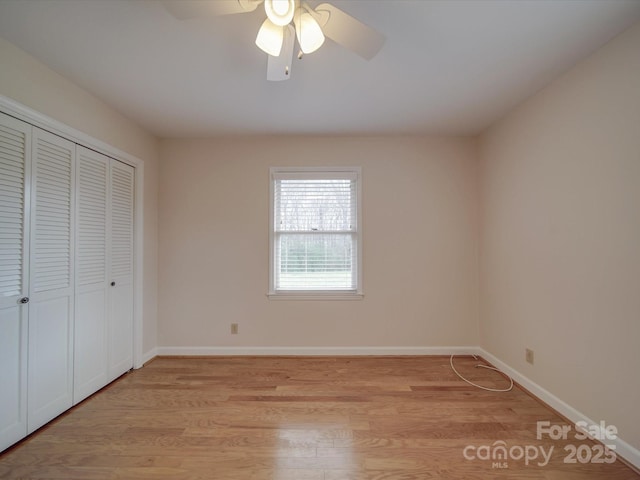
0;356;637;479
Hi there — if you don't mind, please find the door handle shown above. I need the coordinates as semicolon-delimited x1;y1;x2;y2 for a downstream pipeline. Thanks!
19;297;29;304
110;281;116;287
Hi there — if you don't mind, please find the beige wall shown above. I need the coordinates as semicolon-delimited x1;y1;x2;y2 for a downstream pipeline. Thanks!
0;37;159;355
479;21;640;448
159;136;479;348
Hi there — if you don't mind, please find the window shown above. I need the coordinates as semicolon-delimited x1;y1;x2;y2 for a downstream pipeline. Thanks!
269;167;362;299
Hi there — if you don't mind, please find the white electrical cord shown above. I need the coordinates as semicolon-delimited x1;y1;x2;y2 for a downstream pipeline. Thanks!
450;354;514;392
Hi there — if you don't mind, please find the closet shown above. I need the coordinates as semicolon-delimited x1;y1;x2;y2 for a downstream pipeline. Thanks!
0;111;135;452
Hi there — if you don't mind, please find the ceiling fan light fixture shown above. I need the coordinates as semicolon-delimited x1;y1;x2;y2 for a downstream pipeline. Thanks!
264;0;295;27
256;18;284;57
294;9;325;54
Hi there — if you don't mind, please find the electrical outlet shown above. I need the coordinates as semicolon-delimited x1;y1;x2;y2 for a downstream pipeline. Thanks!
231;323;239;335
526;348;534;365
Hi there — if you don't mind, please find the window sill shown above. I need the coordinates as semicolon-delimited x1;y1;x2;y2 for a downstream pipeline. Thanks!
267;292;364;301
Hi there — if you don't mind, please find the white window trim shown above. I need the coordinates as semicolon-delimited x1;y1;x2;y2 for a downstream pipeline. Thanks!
268;166;363;300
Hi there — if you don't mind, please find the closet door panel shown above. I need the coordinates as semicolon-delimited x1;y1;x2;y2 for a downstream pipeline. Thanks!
0;113;30;452
27;128;74;433
74;290;106;402
74;147;108;403
0;306;26;451
27;295;73;431
109;277;133;379
108;160;134;381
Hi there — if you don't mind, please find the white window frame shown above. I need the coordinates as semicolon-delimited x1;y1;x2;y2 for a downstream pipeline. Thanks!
268;166;363;300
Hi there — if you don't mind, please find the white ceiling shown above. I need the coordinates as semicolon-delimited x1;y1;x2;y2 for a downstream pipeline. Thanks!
1;0;639;138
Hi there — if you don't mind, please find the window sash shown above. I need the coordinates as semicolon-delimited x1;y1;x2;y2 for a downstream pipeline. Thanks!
274;178;357;234
275;232;357;291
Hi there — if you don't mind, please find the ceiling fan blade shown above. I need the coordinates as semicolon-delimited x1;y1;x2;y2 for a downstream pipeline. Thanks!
267;25;295;81
310;3;385;60
162;0;262;20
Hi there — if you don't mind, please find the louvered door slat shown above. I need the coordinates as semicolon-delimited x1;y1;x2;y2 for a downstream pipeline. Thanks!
0;177;23;189
0;135;22;149
34;168;71;185
0;129;25;148
0;213;23;222
0;148;24;162
0;145;25;161
0;205;24;216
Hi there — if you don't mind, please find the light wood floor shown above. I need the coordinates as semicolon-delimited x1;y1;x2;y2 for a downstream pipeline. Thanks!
0;356;637;479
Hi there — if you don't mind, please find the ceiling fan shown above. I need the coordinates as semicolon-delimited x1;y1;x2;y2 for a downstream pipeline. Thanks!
163;0;385;81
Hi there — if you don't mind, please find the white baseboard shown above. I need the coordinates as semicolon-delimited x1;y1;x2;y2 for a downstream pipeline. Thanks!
156;345;480;357
140;347;158;366
479;348;640;471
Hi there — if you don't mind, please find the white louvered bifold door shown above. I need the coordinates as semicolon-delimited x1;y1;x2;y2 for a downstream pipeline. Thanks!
107;160;134;381
0;113;30;452
27;128;75;433
74;146;109;404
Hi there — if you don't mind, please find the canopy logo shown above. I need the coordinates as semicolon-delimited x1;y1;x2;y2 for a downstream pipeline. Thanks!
463;441;553;468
